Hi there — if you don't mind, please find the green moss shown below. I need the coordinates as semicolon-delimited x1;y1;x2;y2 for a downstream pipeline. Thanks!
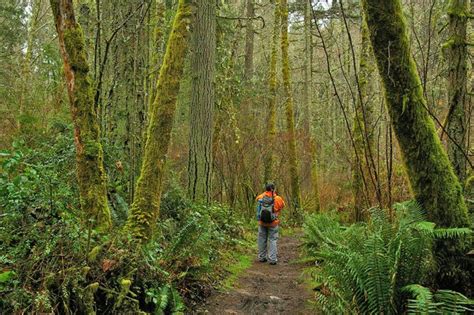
126;0;193;241
465;175;474;216
280;0;302;217
352;13;373;221
264;0;280;183
81;266;91;277
362;0;471;290
222;252;253;290
83;139;101;158
63;27;89;72
87;245;101;262
447;0;470;17
53;5;111;231
362;0;469;228
445;0;469;184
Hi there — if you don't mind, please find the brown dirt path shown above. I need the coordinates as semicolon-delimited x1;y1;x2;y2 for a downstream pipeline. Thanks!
197;235;315;314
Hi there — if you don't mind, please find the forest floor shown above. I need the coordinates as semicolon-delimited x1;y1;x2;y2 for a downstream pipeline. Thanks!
197;234;315;314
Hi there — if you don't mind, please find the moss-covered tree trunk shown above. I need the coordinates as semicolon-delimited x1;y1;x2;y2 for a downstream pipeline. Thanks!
445;0;469;184
280;0;302;218
362;0;471;290
50;0;111;230
188;0;216;203
263;0;279;183
304;0;320;212
126;0;192;240
352;14;373;221
148;0;166;111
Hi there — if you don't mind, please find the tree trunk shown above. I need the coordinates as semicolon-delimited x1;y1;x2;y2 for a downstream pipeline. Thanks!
444;0;469;184
18;0;40;133
264;0;279;183
188;0;216;203
362;0;471;290
304;0;320;212
126;0;193;241
244;0;254;82
148;0;166;111
280;0;302;218
50;0;111;231
352;13;373;221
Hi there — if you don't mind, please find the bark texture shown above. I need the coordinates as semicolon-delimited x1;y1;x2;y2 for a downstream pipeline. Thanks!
445;0;469;184
244;0;255;82
188;0;216;203
280;0;302;217
264;0;279;183
362;0;471;290
50;0;111;230
126;0;192;240
148;0;166;111
352;13;373;221
304;0;320;212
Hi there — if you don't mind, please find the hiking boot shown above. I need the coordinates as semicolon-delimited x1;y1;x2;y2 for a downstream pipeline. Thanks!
269;261;277;265
258;258;267;263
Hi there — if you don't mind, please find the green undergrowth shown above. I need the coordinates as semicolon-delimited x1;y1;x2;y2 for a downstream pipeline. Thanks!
0;139;251;314
220;233;255;290
302;201;473;314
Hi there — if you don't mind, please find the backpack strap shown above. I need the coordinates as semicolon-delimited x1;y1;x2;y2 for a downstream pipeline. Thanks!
271;192;275;213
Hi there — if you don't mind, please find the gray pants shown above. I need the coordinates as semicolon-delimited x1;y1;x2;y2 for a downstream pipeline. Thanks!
258;225;279;263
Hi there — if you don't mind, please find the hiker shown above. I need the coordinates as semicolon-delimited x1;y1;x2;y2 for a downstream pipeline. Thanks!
256;183;285;265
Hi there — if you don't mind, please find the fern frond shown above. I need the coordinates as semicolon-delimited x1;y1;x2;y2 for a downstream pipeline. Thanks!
413;221;436;235
159;285;170;311
433;227;472;239
402;284;439;314
403;285;474;314
363;235;393;314
393;200;426;223
434;290;474;313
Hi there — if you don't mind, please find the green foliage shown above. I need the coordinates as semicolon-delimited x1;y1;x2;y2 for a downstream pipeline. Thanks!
221;251;252;290
403;284;474;314
146;284;185;314
0;141;245;313
303;200;473;314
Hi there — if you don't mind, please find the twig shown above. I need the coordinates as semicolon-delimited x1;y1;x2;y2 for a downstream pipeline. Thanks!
94;0;151;108
309;0;371;207
338;0;383;207
217;15;265;29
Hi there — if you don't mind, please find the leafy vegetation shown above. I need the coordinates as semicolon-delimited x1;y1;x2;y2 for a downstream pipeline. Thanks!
0;138;247;313
303;201;473;314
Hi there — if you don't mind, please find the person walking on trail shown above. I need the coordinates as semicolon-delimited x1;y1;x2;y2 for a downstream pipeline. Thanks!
256;183;285;265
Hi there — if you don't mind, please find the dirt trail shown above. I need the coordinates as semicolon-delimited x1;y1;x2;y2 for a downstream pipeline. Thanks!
198;235;314;314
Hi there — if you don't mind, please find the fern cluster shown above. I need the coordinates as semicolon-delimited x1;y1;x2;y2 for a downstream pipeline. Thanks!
303;201;473;314
0;148;246;314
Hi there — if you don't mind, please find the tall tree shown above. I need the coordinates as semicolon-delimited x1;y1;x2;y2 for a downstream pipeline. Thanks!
304;0;320;212
280;0;302;217
444;0;469;184
352;12;373;221
362;0;471;289
50;0;111;230
263;0;279;183
126;0;192;240
188;0;216;202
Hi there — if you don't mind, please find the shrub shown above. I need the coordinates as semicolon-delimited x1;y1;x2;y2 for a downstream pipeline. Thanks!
302;201;473;314
0;141;246;313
